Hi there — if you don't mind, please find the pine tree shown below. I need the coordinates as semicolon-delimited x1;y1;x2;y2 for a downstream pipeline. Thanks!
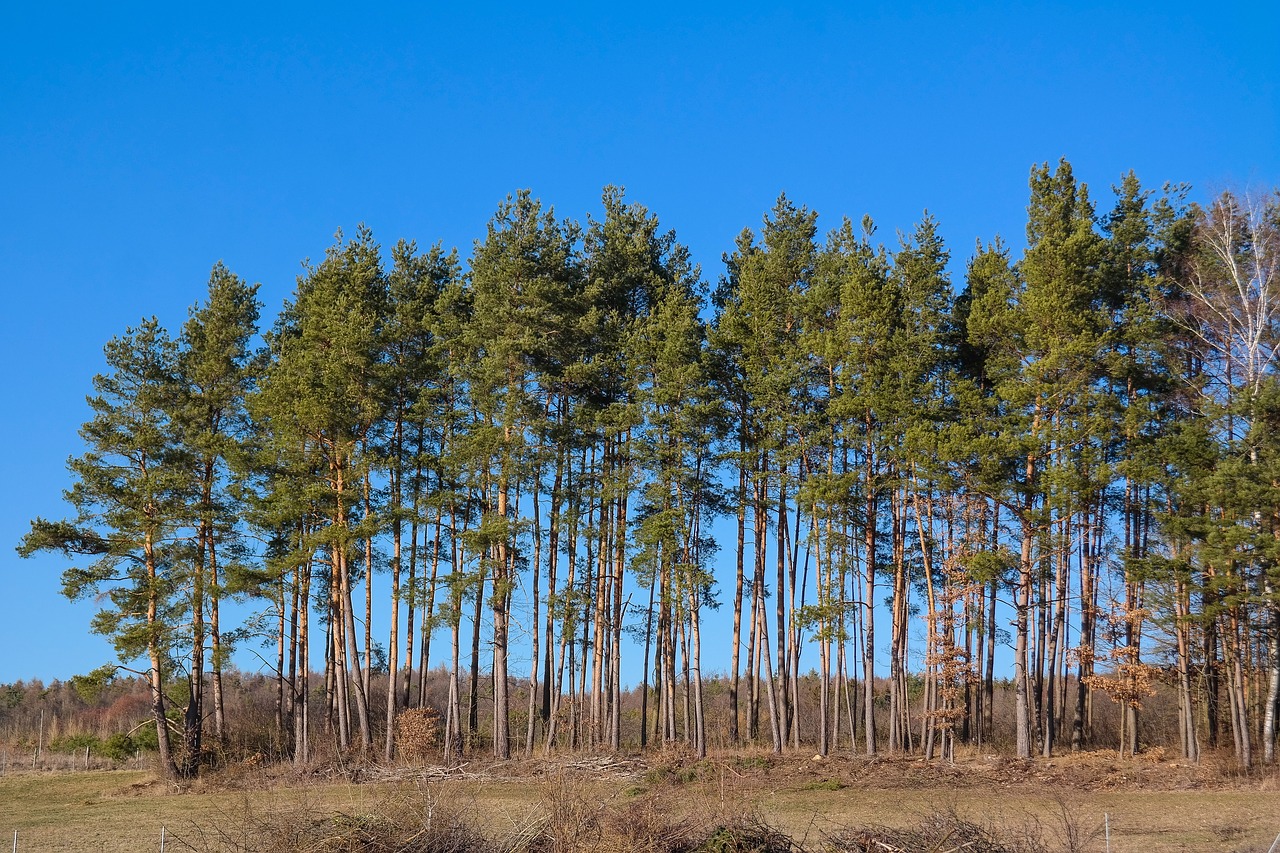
711;194;817;752
821;215;897;755
254;226;389;753
465;191;580;758
173;263;262;766
21;318;189;778
888;214;955;758
1014;159;1104;758
381;239;460;759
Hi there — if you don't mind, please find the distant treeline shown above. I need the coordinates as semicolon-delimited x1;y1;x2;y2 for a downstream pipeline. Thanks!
0;667;1179;769
18;161;1280;778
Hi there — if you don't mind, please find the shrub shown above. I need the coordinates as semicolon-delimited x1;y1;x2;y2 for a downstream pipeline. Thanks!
49;732;100;754
396;706;442;763
825;809;1051;853
101;733;136;761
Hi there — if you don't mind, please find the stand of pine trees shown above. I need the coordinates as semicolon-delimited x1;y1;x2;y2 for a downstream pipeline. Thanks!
20;166;1280;776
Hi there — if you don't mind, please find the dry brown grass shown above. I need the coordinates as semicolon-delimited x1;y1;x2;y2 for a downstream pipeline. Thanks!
3;751;1280;852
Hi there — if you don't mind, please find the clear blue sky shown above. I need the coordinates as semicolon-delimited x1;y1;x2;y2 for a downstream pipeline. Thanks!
2;2;1276;684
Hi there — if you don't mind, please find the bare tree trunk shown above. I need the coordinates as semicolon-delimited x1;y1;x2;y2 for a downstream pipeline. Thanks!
384;433;404;762
363;466;374;702
1015;510;1034;760
775;465;791;748
145;532;178;779
730;435;747;744
863;442;878;755
1263;600;1279;764
294;557;312;764
756;580;783;753
341;546;373;751
1173;572;1200;763
541;431;564;734
1043;514;1068;758
491;458;513;760
275;568;287;754
889;487;908;752
418;514;443;708
611;484;627;750
467;550;485;750
525;475;542;756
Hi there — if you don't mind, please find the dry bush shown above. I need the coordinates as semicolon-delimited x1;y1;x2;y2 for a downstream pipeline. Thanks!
686;816;795;853
182;777;794;853
1041;796;1105;853
183;784;497;853
537;777;605;853
824;809;1049;853
190;750;274;792
536;775;792;853
398;707;443;764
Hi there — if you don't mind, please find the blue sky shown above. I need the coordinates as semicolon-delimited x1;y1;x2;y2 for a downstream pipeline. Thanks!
2;2;1277;684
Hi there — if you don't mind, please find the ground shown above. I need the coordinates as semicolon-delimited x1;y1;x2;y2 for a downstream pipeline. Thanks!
1;749;1278;852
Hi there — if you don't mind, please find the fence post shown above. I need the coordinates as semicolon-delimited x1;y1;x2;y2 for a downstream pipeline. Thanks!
160;825;166;853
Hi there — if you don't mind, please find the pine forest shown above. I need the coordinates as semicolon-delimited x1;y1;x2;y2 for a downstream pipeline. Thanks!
17;160;1280;779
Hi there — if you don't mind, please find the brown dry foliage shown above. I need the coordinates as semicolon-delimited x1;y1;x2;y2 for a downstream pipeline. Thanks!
397;707;443;764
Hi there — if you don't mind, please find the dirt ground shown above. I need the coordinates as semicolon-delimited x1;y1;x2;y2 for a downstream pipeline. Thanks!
2;749;1278;852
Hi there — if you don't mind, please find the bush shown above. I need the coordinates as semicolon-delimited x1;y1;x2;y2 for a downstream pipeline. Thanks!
133;722;159;752
188;785;497;853
101;733;136;761
50;733;100;754
396;706;442;764
825;809;1051;853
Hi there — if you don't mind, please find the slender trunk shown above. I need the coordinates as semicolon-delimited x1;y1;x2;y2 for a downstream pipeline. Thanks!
611;487;626;750
145;530;178;778
889;487;907;752
1072;502;1097;751
445;575;463;763
775;464;790;747
491;458;512;760
467;549;485;750
546;456;577;755
1263;599;1279;764
756;572;783;753
402;423;427;709
363;468;374;702
863;428;878;755
331;523;351;751
384;452;403;762
418;514;443;707
294;556;311;764
525;474;542;756
210;537;226;745
1015;510;1034;760
341;546;373;750
1043;514;1068;758
1173;570;1200;763
275;567;287;754
541;429;565;730
729;431;747;744
184;471;210;777
591;442;609;748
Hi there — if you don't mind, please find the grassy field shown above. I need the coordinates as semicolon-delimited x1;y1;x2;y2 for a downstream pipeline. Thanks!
2;752;1279;852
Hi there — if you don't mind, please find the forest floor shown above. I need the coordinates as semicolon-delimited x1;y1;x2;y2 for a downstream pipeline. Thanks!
2;748;1278;852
